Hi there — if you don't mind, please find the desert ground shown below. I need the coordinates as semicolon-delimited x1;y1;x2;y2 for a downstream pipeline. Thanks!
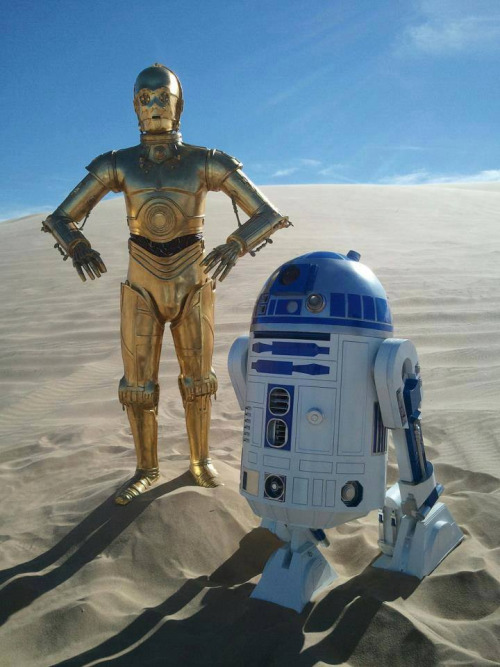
0;183;498;666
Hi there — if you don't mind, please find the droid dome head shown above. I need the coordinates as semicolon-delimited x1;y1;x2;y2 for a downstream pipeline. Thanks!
133;63;184;134
253;250;393;338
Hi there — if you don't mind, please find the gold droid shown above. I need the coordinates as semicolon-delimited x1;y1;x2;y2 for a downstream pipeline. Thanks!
42;64;290;504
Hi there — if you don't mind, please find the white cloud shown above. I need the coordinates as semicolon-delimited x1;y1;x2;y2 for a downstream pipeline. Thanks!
269;158;323;179
318;164;344;176
271;167;299;178
379;170;430;185
401;0;500;56
318;164;359;183
388;145;426;152
300;158;322;167
379;168;500;185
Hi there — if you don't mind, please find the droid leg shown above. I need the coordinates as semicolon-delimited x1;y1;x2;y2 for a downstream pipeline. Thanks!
374;339;463;577
251;522;337;613
171;280;220;488
115;281;164;505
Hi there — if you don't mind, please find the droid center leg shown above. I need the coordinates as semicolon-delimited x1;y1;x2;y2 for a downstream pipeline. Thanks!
115;281;164;505
252;522;336;613
171;280;220;488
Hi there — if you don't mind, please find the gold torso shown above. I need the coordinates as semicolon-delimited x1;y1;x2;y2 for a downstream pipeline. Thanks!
115;142;208;243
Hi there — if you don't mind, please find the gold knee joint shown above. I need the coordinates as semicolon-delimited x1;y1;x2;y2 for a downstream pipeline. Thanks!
119;376;160;409
178;371;218;403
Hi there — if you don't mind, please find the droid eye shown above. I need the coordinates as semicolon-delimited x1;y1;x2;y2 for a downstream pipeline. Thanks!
279;265;300;286
159;92;169;104
139;92;150;105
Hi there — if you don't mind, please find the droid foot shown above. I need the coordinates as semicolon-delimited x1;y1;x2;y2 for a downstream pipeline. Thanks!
373;501;463;578
189;459;222;488
115;467;160;505
252;541;336;613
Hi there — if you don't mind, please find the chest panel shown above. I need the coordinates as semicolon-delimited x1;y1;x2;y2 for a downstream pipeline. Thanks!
116;146;209;242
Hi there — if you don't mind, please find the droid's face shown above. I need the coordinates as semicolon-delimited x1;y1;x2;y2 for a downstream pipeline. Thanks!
134;86;179;133
133;63;183;134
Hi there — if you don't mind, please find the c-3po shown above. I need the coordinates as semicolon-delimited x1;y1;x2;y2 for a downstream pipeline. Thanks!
42;63;290;504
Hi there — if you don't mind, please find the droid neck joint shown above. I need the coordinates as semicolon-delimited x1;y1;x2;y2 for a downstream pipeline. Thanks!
140;130;182;145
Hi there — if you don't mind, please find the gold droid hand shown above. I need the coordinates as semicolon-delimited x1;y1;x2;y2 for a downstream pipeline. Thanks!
43;63;291;503
71;241;107;282
201;240;241;282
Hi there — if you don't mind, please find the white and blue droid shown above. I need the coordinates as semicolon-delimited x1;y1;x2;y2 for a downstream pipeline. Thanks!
229;250;463;612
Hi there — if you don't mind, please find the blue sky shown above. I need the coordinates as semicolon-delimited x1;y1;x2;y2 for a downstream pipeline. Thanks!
2;0;500;220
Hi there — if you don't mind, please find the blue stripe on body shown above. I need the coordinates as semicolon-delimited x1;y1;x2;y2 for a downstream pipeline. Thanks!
252;341;329;356
251;360;329;375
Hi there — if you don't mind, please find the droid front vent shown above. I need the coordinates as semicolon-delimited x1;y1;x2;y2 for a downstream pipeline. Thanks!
269;387;290;416
267;418;288;448
264;474;286;502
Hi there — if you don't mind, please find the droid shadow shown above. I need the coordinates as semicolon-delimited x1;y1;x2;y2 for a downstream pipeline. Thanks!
51;538;420;667
298;563;420;665
0;471;195;625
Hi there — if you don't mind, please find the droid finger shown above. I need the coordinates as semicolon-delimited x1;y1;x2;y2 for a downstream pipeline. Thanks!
82;262;96;280
202;254;221;273
89;260;102;278
211;261;226;282
94;254;107;273
219;260;236;282
200;250;219;267
73;262;87;282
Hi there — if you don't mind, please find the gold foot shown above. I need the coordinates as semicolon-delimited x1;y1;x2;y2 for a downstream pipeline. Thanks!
189;459;222;488
115;467;160;505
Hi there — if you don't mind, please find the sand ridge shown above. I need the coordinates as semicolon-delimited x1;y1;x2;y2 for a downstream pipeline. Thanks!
0;184;499;666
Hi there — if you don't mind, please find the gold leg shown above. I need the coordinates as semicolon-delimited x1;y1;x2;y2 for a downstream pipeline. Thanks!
171;280;221;488
116;281;164;505
185;394;221;488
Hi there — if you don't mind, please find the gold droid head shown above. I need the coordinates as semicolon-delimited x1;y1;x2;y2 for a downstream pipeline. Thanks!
133;63;184;134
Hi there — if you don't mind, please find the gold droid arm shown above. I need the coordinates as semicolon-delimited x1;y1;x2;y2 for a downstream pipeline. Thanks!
42;152;118;282
202;151;290;281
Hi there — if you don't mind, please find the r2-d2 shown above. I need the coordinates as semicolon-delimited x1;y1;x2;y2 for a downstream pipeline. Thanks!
229;251;463;612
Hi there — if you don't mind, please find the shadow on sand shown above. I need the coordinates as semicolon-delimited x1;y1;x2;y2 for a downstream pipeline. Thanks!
0;472;195;625
51;546;421;667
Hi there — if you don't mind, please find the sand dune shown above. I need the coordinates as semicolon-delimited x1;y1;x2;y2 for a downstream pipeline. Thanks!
0;184;499;666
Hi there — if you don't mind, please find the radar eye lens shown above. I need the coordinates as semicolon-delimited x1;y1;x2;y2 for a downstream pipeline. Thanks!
306;294;326;313
279;265;300;286
139;92;150;105
159;92;169;104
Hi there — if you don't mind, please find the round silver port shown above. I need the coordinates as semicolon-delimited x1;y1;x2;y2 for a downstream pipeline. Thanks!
306;293;326;313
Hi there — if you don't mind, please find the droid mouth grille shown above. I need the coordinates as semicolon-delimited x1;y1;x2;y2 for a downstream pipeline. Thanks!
269;387;290;416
